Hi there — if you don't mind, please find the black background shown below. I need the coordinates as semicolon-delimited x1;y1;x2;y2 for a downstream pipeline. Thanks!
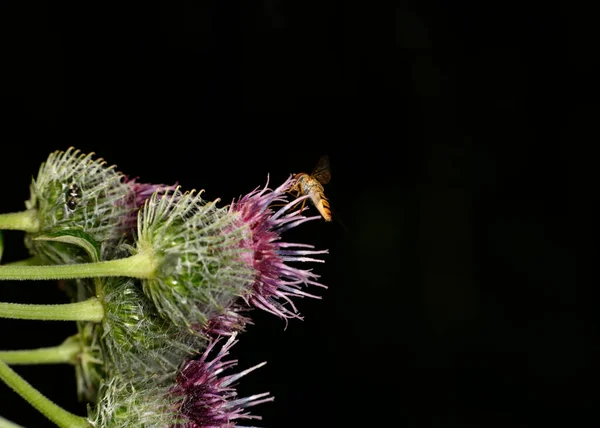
1;2;599;427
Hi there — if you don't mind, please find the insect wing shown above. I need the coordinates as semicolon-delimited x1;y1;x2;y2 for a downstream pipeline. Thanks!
311;155;331;184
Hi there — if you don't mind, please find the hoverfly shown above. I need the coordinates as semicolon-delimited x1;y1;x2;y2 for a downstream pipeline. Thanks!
290;155;332;222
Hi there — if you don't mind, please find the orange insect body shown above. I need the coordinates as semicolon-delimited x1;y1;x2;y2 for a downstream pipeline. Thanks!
291;156;332;222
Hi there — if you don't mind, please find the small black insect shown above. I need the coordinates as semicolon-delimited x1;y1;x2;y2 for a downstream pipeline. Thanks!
66;182;82;211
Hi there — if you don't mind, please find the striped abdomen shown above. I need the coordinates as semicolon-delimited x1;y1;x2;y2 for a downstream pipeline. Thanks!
298;175;332;222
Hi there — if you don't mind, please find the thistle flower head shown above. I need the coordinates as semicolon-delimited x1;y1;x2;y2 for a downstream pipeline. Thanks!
24;147;132;263
171;333;273;428
101;277;206;377
89;334;270;428
134;188;254;330
229;176;328;321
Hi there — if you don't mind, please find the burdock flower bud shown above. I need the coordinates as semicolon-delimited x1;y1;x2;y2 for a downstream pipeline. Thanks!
89;334;270;428
69;276;208;407
22;147;133;264
229;176;328;321
101;276;205;377
134;188;254;330
146;175;330;334
136;176;328;331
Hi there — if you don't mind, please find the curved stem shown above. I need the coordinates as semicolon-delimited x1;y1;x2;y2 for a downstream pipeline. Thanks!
0;210;39;233
0;252;156;281
0;360;90;428
0;415;24;428
0;297;104;322
0;337;81;365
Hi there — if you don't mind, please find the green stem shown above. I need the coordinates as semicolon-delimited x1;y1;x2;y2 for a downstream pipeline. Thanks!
0;297;104;322
0;415;24;428
0;337;81;365
0;360;90;428
0;252;156;281
0;210;39;233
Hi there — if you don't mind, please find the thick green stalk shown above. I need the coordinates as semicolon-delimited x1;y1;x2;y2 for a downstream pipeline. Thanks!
0;337;80;365
0;360;90;428
0;297;104;322
0;252;156;281
0;210;39;233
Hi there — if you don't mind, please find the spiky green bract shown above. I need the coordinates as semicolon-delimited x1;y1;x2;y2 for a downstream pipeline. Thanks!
89;376;184;428
135;188;254;330
24;147;132;264
101;277;206;378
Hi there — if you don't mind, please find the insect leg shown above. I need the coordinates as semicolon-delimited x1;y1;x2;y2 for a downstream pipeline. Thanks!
298;197;307;213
